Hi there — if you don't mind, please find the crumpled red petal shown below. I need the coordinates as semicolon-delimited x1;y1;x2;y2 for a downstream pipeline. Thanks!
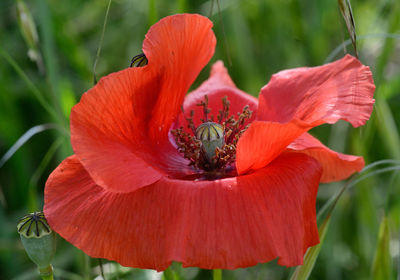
70;14;216;193
143;14;217;137
44;153;322;271
236;55;375;174
257;55;375;127
236;120;309;173
287;133;364;183
175;61;258;131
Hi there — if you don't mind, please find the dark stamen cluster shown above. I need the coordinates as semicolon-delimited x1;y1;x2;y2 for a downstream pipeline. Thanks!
171;128;202;166
171;95;252;175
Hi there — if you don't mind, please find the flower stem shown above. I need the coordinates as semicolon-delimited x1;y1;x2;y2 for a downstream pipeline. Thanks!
39;265;54;280
162;266;178;280
213;269;222;280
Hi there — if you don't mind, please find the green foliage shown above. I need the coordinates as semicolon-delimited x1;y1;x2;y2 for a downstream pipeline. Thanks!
1;0;400;279
212;269;222;280
372;217;392;280
337;0;358;57
290;217;331;280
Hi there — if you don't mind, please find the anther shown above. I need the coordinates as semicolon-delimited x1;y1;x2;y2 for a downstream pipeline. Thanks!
171;95;252;176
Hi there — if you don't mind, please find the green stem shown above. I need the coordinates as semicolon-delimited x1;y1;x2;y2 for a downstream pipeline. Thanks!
39;265;54;280
213;269;222;280
148;0;157;27
93;0;112;85
162;266;176;280
83;253;91;280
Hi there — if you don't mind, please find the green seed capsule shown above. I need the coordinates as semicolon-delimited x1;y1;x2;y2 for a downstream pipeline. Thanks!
17;212;56;270
196;122;225;161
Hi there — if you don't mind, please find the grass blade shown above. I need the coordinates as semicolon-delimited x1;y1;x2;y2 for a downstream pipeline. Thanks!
37;0;63;115
325;33;400;63
290;217;331;280
93;0;112;85
374;96;400;159
317;160;400;221
0;183;6;208
374;1;400;85
372;217;392;280
0;124;58;169
0;46;62;124
337;0;358;57
293;160;400;279
216;0;232;66
27;137;64;211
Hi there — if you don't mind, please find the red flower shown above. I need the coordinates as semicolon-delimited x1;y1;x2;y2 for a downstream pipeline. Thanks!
44;14;375;270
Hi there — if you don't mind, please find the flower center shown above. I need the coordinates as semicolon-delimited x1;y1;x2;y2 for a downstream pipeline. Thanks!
196;122;225;162
171;95;252;177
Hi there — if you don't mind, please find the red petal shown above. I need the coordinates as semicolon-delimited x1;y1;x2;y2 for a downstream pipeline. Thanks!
175;61;258;131
143;14;217;137
236;120;309;174
237;55;375;174
257;55;375;127
287;133;364;182
45;153;321;270
71;14;215;192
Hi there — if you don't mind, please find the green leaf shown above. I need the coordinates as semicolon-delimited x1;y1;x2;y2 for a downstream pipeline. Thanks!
372;217;392;280
290;216;330;280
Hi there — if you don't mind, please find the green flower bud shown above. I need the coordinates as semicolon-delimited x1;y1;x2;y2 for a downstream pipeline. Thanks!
196;122;225;162
17;212;56;270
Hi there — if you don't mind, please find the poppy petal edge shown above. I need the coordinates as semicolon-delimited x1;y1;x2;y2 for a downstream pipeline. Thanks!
44;153;322;270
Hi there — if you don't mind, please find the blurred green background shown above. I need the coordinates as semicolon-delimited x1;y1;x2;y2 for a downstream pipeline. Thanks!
1;0;400;279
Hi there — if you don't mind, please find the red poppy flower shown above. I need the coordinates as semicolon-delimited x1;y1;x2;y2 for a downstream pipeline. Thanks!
44;14;375;271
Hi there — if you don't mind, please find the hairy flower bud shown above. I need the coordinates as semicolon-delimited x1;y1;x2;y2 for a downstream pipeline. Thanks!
196;122;225;162
17;212;56;272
